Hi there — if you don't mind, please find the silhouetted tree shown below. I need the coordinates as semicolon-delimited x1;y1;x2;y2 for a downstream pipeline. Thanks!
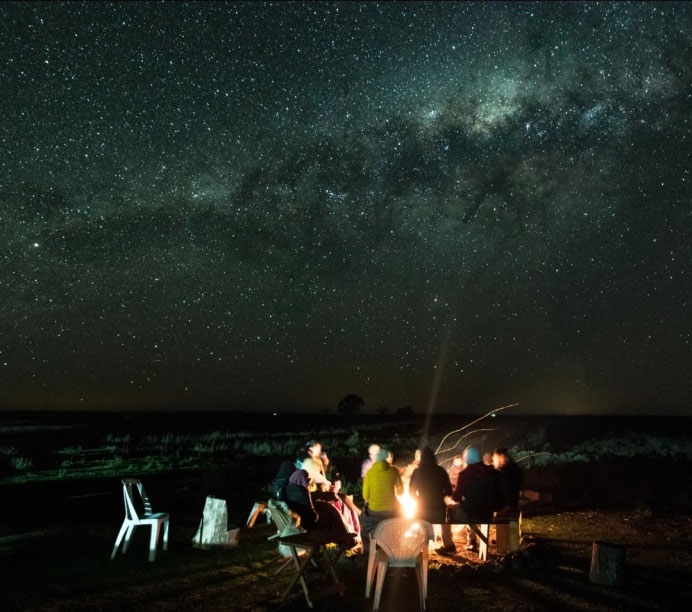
337;394;364;415
377;406;391;415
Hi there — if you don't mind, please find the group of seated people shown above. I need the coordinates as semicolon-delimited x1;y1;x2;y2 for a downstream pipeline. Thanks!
269;440;363;548
269;439;522;555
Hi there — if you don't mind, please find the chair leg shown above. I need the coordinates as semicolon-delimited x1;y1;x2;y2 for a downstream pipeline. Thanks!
373;560;388;612
274;556;293;575
246;502;267;528
479;524;489;561
111;522;129;560
365;546;377;597
122;524;135;553
422;551;429;599
162;519;170;551
416;560;426;611
148;523;159;562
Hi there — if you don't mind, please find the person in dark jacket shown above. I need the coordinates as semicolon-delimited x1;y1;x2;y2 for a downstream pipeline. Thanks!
452;445;501;551
269;459;296;500
409;446;455;553
493;447;523;511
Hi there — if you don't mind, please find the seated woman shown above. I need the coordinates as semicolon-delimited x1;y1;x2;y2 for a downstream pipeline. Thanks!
300;440;332;496
321;449;362;543
283;466;356;546
283;467;319;528
300;441;362;544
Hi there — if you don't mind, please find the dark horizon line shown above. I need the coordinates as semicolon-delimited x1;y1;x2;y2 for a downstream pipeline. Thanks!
1;407;690;417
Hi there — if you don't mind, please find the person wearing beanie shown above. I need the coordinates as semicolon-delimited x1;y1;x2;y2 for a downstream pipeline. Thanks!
361;448;403;543
452;445;502;551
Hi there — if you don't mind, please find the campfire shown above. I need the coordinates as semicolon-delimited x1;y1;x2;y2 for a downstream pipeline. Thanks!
399;491;418;519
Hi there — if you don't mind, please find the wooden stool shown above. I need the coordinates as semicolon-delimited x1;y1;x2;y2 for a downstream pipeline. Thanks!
495;512;521;554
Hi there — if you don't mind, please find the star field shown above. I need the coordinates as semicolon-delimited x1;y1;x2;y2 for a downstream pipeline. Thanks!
1;2;691;413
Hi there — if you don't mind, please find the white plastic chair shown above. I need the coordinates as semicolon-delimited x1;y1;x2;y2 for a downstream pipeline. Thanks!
365;518;435;612
111;478;169;562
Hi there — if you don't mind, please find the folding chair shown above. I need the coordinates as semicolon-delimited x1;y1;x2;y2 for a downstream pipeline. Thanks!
246;501;270;527
111;478;169;562
267;499;306;573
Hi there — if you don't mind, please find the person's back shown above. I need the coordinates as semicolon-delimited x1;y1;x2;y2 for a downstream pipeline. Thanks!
493;448;523;510
453;448;500;522
268;459;295;501
410;448;452;523
363;456;403;513
361;449;404;546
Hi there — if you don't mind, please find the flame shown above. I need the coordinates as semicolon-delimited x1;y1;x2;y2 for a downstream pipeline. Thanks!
399;492;418;519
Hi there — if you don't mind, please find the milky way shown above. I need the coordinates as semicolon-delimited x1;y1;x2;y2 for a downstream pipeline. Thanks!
1;2;691;413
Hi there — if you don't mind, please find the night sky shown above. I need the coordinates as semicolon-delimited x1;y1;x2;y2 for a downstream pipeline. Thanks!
2;2;691;414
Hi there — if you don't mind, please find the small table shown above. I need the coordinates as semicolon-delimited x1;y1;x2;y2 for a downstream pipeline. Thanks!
277;529;350;608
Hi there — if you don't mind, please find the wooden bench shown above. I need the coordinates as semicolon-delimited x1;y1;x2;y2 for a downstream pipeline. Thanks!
443;512;521;560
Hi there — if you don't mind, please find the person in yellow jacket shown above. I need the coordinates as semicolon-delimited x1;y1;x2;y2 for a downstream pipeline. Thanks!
361;448;403;542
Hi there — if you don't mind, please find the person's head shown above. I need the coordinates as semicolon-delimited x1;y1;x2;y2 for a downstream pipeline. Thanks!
418;446;438;470
368;444;381;460
376;448;389;463
414;449;421;464
386;450;394;465
482;452;493;466
493;447;511;469
306;440;322;458
462;445;482;467
452;455;463;468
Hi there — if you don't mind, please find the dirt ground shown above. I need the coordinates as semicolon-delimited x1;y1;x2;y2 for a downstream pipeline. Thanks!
2;476;692;612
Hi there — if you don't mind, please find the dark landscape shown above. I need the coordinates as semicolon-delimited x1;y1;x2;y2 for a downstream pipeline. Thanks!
2;411;692;611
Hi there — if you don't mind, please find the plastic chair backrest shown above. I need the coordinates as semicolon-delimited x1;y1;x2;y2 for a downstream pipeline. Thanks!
371;518;434;562
122;478;153;521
